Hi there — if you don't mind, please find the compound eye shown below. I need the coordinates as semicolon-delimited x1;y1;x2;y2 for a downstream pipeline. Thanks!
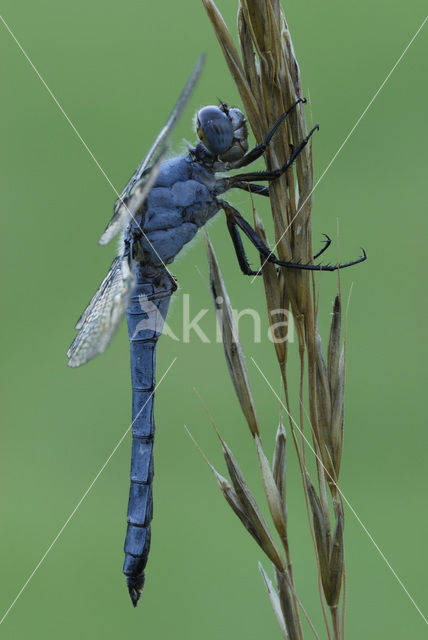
196;106;234;155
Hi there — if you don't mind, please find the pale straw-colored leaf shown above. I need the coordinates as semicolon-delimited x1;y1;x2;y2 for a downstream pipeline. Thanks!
238;10;263;115
275;568;302;640
331;346;345;477
206;235;261;437
240;1;273;68
252;213;280;309
259;563;290;640
327;295;342;397
327;295;344;480
328;508;344;607
202;0;261;130
272;420;287;506
315;332;332;432
253;213;289;368
263;564;322;640
306;474;330;601
314;331;334;476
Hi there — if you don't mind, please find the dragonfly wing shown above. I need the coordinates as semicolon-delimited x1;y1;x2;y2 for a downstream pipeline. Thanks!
98;147;167;246
67;256;135;367
98;53;205;246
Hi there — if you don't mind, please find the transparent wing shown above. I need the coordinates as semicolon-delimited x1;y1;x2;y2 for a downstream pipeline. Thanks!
67;256;135;367
98;53;205;246
98;148;168;246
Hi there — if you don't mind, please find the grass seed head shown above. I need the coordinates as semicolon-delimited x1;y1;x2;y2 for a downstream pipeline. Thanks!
220;436;284;570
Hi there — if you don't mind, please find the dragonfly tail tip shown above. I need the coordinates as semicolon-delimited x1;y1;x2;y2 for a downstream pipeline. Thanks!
127;575;144;608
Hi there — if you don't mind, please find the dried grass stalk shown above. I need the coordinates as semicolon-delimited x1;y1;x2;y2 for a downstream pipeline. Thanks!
206;239;306;638
201;1;354;637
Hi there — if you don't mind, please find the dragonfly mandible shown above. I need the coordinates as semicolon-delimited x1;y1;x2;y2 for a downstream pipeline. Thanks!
67;54;366;607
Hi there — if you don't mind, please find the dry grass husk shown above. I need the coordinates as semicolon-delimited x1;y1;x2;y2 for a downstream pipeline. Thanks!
201;1;349;638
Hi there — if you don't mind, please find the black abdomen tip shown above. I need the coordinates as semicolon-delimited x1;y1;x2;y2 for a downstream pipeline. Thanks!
127;574;145;608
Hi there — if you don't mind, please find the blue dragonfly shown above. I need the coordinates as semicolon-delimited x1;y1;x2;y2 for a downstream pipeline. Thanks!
67;54;365;607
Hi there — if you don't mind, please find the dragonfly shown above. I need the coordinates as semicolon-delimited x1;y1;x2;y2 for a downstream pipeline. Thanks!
67;54;366;608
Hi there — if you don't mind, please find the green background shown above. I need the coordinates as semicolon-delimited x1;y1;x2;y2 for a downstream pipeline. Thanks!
1;1;427;638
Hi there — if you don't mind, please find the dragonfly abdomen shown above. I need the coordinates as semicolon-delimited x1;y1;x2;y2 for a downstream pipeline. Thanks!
123;267;174;607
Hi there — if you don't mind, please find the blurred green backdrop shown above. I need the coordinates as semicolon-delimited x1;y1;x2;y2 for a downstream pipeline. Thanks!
1;1;427;638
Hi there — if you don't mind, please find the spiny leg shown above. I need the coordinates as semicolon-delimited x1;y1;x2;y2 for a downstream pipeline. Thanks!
313;234;331;260
225;184;332;261
231;97;306;169
220;199;366;272
225;212;262;276
224;187;331;268
222;108;363;270
228;222;332;272
227;180;270;197
221;199;277;264
228;124;319;184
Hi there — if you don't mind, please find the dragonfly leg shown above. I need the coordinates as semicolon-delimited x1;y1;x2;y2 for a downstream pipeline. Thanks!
228;124;319;183
224;189;332;261
228;180;270;197
230;98;306;169
313;234;332;260
220;200;367;272
224;209;262;276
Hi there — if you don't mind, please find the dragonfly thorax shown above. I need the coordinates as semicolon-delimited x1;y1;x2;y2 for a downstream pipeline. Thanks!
196;103;248;162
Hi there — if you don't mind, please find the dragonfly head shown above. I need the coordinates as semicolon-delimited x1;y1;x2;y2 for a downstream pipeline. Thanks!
196;104;248;162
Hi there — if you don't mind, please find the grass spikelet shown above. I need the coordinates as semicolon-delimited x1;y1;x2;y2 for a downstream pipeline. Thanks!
200;1;360;636
306;473;331;603
327;296;342;397
254;434;288;542
212;467;264;544
185;424;282;563
272;420;287;508
253;213;289;367
275;568;303;640
202;0;261;128
220;436;285;570
328;507;344;607
206;236;260;437
259;562;290;639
